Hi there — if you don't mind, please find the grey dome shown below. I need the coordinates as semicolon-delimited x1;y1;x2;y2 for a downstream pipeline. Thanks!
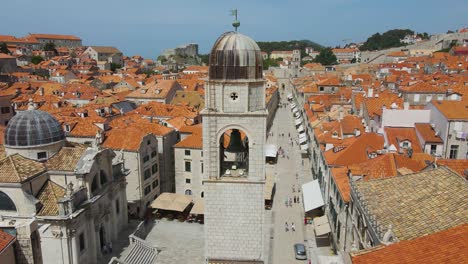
4;110;65;147
209;31;263;80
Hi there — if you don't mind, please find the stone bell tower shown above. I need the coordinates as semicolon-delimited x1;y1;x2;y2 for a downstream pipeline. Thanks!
202;30;267;263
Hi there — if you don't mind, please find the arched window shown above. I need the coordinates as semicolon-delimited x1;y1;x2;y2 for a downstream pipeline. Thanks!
0;192;17;211
201;192;204;198
185;189;192;195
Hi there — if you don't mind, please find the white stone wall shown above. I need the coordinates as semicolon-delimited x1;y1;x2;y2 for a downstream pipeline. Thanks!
381;109;431;128
205;181;265;260
174;148;204;198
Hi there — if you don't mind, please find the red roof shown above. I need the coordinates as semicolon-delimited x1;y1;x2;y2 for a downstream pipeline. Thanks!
351;224;468;264
0;230;15;253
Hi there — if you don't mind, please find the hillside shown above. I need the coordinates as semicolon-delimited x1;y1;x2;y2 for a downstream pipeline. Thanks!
257;39;323;55
359;29;429;51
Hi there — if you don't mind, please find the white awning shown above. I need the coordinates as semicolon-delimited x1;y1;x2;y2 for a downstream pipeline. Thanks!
314;215;331;236
290;103;297;109
287;93;293;99
292;107;299;114
190;200;204;215
150;193;192;212
302;180;324;212
295;118;303;126
265;144;278;158
300;143;308;151
297;125;304;133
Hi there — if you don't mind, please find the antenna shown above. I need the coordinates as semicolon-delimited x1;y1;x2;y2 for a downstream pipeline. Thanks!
230;9;240;31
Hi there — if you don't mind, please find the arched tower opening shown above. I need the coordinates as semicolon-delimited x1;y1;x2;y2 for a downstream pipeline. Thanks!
219;128;249;177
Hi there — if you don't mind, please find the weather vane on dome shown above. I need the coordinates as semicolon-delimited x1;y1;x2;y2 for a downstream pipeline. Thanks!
230;9;240;31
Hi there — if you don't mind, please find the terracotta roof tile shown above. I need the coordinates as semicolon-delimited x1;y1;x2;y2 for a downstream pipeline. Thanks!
0;230;15;253
437;160;468;178
46;146;86;171
331;167;350;202
0;154;46;183
414;123;443;143
351;224;468;264
430;99;468;120
353;167;468;241
324;133;385;166
174;133;202;149
36;180;66;216
384;127;423;153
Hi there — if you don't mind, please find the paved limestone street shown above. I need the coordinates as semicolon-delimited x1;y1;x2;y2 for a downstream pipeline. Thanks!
268;86;337;264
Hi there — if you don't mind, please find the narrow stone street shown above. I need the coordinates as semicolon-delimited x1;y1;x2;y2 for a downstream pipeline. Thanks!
267;87;312;264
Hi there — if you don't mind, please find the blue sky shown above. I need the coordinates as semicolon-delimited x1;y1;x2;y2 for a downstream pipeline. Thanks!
3;0;467;58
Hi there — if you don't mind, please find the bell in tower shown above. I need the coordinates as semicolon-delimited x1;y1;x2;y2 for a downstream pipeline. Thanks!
225;129;246;153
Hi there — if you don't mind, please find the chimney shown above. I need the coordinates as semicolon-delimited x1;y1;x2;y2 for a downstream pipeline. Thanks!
39;87;44;96
367;88;373;98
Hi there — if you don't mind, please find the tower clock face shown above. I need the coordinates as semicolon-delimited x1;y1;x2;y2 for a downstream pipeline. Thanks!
230;92;239;101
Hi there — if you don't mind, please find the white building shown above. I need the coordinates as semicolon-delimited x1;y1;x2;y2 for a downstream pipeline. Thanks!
0;107;127;264
83;46;123;66
203;31;267;263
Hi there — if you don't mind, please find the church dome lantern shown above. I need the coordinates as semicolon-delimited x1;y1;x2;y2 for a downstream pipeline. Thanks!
209;31;263;80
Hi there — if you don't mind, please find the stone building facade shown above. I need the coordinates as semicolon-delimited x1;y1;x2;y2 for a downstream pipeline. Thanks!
202;31;267;263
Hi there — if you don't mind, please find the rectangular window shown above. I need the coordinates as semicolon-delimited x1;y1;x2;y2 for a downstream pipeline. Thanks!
147;140;151;145
319;86;324;92
201;151;203;157
414;94;420;102
185;161;191;172
37;152;47;160
143;155;150;163
201;162;204;173
115;199;120;214
152;179;159;189
426;95;432;102
144;185;151;195
437;95;444;101
186;178;191;184
79;233;85;252
144;169;151;180
151;150;157;158
449;145;459;159
1;106;10;114
185;150;191;156
430;144;437;155
152;163;158;174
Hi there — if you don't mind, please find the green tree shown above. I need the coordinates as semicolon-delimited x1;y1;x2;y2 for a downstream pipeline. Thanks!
314;48;338;65
31;55;44;65
110;63;121;72
0;43;10;54
359;29;414;51
43;42;56;51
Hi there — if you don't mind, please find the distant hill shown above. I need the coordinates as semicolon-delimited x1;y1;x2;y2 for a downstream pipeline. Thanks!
257;40;323;55
359;29;429;51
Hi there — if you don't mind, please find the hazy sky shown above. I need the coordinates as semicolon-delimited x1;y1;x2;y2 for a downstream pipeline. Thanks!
3;0;467;58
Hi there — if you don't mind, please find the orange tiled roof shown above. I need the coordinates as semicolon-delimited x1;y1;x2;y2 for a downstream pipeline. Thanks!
0;230;15;252
351;224;468;264
324;133;385;166
174;132;202;149
437;160;468;178
29;33;81;41
331;167;350;202
364;90;403;118
384;127;423;153
414;123;443;143
0;154;46;183
126;80;181;100
430;99;468;120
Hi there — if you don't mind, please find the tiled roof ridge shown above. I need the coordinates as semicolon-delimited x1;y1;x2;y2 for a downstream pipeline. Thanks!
7;155;22;181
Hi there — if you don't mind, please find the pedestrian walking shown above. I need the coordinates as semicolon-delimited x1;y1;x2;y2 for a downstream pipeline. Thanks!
102;244;108;254
285;222;289;232
297;196;300;203
292;185;295;192
289;198;292;207
291;223;296;232
285;198;289;207
288;132;290;137
108;242;113;253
